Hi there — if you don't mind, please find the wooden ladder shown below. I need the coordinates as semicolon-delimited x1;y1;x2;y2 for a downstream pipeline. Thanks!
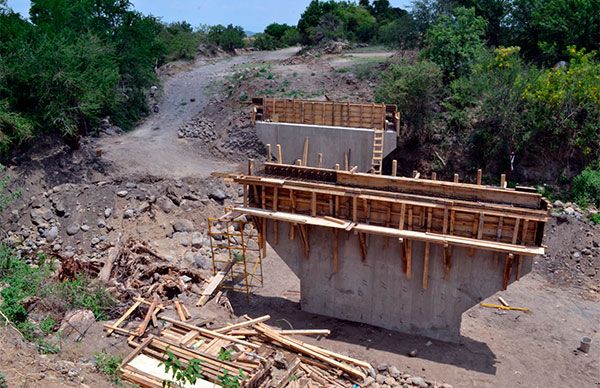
371;128;384;174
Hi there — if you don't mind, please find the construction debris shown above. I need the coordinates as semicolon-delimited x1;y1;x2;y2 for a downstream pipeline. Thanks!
106;298;371;387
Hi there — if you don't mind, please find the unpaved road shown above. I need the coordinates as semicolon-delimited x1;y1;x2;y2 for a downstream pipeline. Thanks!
97;47;299;179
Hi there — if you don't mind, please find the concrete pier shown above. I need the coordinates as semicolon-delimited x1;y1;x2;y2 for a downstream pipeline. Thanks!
266;221;532;342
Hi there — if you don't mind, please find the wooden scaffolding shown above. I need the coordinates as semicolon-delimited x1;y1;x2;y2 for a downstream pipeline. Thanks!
207;216;264;303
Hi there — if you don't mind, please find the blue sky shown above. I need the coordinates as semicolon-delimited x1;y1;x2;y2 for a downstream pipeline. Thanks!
6;0;413;32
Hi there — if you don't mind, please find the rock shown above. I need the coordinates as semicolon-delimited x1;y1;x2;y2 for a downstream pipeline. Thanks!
58;310;95;342
157;196;175;213
556;213;569;223
173;219;194;233
125;182;137;189
123;209;135;219
116;190;128;197
376;374;386;384
441;384;453;388
80;224;90;232
97;219;106;228
408;349;418;357
209;189;228;203
384;376;396;385
137;202;150;213
388;366;400;378
364;376;376;387
564;206;576;216
52;244;61;251
66;224;80;236
194;254;210;270
104;208;112;218
377;364;389;372
180;275;192;283
91;238;100;245
172;232;191;247
191;232;205;248
553;200;564;208
53;200;66;216
408;377;427;388
30;207;53;224
44;226;59;242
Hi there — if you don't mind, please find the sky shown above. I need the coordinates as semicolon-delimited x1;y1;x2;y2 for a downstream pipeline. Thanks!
6;0;413;32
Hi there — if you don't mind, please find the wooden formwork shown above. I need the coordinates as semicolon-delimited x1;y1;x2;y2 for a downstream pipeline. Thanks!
252;97;400;132
226;162;550;290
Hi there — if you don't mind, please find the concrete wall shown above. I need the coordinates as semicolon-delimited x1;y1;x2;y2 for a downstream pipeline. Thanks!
265;221;532;342
255;122;396;172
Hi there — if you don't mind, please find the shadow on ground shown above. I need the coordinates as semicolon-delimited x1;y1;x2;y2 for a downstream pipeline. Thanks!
227;291;497;375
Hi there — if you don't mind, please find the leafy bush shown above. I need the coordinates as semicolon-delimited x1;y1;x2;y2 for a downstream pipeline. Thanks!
0;1;166;155
158;22;205;62
522;47;600;158
207;24;245;51
572;167;600;208
421;6;487;79
375;60;444;136
253;33;277;51
377;15;418;49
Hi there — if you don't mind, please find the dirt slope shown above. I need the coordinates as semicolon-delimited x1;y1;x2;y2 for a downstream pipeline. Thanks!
96;48;299;179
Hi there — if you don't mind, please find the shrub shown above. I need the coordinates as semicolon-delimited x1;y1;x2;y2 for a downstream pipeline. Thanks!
375;60;444;136
422;6;487;79
95;351;123;385
522;47;600;159
0;163;20;213
207;24;245;51
572;167;600;208
253;33;277;51
158;22;205;62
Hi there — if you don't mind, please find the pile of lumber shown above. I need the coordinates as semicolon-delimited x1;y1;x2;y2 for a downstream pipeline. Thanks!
106;299;371;387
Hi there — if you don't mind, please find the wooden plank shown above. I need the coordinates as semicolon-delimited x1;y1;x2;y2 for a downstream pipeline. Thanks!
197;260;235;306
254;323;365;380
160;317;260;350
107;300;142;336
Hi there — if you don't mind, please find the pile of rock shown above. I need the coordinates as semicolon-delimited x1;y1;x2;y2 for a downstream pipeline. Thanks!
364;364;452;388
178;117;218;141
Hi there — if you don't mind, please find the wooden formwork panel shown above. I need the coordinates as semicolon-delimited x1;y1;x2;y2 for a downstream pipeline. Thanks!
263;98;387;129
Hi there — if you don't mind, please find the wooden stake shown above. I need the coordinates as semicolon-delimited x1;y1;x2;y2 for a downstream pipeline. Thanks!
317;153;323;168
476;169;482;185
453;173;459;183
266;144;272;162
431;172;437;180
276;144;283;164
392;160;397;176
302;137;309;166
500;174;506;188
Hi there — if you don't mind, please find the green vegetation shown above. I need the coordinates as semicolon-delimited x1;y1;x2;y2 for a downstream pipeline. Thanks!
207;24;246;51
572;167;600;208
95;351;123;385
0;1;247;157
0;164;19;212
253;23;300;50
218;369;246;388
161;350;204;387
218;347;233;361
589;213;600;224
0;243;116;353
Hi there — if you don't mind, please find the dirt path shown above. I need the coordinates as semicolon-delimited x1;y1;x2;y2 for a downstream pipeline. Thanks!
97;47;299;179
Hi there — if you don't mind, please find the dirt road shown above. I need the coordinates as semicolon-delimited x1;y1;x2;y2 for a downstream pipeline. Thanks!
97;47;299;179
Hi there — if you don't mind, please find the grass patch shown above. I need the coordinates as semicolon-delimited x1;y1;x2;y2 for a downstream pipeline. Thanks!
95;351;123;385
590;213;600;224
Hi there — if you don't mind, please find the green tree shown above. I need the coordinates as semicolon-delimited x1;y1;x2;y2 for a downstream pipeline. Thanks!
375;60;444;136
208;24;245;51
422;6;487;79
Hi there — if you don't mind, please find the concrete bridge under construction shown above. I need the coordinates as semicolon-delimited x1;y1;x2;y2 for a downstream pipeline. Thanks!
219;97;550;342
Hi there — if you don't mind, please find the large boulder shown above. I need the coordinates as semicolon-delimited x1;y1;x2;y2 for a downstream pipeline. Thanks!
58;309;95;342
